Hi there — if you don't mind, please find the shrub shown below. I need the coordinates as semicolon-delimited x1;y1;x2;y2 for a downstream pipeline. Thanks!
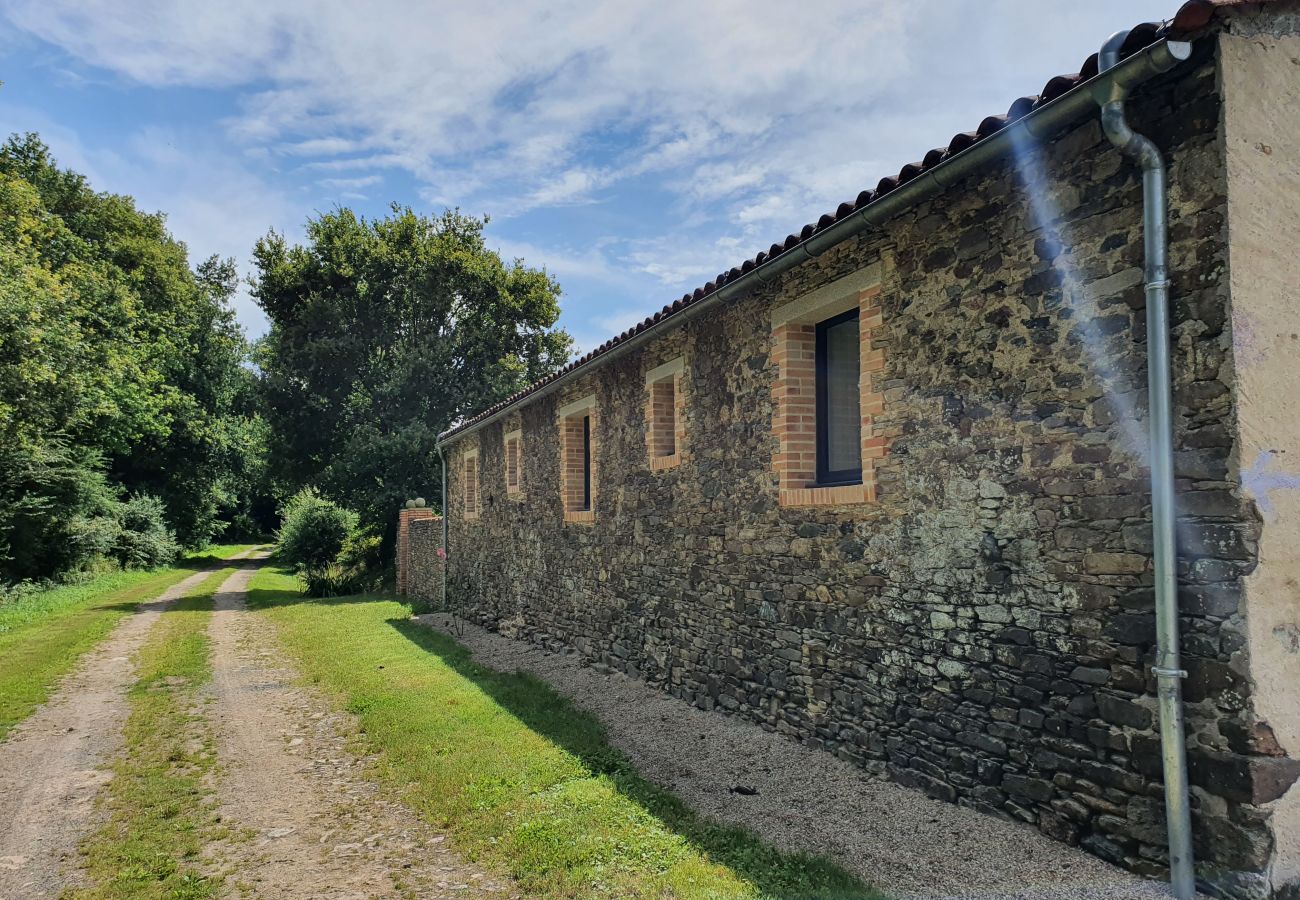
275;489;385;597
300;528;384;598
0;439;120;583
339;529;383;575
111;494;180;569
276;488;358;572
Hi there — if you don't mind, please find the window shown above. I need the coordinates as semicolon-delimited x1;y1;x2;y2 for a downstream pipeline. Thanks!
645;357;685;471
651;380;675;456
581;415;592;509
559;395;597;523
504;429;523;497
815;309;862;486
463;449;480;519
770;265;886;507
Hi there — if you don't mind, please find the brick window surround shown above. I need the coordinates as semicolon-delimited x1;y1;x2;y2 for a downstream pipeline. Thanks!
462;447;480;519
504;428;523;497
558;394;597;524
645;357;686;472
771;265;886;508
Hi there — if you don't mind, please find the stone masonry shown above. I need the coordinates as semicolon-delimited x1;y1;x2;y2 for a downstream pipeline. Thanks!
395;507;435;595
411;15;1300;898
404;513;443;611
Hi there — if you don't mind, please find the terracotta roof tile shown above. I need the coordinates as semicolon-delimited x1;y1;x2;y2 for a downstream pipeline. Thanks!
441;0;1244;441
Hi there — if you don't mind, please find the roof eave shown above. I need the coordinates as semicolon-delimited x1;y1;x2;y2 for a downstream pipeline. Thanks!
440;33;1197;445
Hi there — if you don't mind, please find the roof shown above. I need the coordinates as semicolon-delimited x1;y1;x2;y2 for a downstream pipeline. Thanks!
441;0;1241;442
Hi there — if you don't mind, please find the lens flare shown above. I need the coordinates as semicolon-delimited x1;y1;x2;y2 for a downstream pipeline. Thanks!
1007;128;1148;462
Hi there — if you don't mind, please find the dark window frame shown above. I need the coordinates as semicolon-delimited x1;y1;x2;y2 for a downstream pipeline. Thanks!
814;307;863;487
581;414;592;511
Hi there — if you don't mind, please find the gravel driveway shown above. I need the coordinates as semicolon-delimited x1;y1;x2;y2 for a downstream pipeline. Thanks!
413;611;1190;900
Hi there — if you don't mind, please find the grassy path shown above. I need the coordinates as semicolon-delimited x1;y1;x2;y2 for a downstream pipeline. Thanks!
69;567;234;900
0;545;254;741
201;560;508;897
247;566;873;899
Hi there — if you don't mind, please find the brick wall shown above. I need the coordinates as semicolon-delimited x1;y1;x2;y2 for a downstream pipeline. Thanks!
417;40;1298;898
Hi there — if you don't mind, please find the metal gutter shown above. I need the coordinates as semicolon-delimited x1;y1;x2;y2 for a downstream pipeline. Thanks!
440;36;1192;446
1096;30;1196;900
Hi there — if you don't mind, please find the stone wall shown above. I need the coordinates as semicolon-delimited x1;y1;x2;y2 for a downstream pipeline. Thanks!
396;510;442;610
395;507;436;595
420;33;1297;898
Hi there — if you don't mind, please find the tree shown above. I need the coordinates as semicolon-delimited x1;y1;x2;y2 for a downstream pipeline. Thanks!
0;133;268;581
252;206;571;549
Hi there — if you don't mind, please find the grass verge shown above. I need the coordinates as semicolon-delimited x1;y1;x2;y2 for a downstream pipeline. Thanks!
69;566;233;900
247;566;877;899
0;545;253;740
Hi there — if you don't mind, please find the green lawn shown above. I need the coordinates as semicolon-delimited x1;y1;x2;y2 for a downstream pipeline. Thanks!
247;567;876;899
0;545;254;740
71;567;232;900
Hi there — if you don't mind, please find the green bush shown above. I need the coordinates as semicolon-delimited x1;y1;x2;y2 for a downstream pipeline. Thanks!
0;439;120;583
301;528;385;598
300;565;364;598
275;489;385;597
0;438;180;588
111;494;180;569
276;488;358;572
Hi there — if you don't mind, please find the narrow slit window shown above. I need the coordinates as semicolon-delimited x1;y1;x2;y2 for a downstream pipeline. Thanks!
650;378;676;457
815;308;862;486
560;398;596;521
581;415;592;511
646;358;685;471
504;431;522;495
464;453;479;517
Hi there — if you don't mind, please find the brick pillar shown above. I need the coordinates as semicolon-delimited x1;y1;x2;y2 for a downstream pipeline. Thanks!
396;507;435;595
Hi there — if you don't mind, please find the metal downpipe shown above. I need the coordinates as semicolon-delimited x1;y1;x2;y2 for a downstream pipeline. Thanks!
1096;30;1195;900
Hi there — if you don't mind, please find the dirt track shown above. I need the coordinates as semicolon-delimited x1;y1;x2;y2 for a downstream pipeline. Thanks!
202;563;507;898
0;552;255;900
0;556;503;899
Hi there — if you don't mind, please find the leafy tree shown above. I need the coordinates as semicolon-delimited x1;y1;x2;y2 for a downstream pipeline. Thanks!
0;438;118;581
0;133;270;581
252;206;571;547
277;488;358;572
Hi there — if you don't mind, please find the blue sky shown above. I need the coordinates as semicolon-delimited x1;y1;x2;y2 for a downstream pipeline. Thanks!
0;0;1171;353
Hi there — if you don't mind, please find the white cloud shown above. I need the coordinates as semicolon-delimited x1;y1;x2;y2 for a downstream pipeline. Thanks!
1;0;920;211
4;1;1176;231
624;232;754;288
2;0;1177;342
298;153;411;173
523;167;609;209
278;136;363;157
492;237;627;287
318;174;381;191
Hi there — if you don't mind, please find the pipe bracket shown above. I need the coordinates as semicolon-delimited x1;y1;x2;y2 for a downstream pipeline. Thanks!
1152;665;1188;679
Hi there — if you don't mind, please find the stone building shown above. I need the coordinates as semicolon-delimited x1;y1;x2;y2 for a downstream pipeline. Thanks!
408;2;1300;896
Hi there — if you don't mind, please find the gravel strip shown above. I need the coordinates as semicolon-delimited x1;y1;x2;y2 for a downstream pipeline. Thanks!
412;612;1187;900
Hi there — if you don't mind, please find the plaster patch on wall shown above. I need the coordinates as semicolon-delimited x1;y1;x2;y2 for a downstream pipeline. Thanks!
1242;450;1300;520
1231;308;1271;368
1275;622;1300;655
